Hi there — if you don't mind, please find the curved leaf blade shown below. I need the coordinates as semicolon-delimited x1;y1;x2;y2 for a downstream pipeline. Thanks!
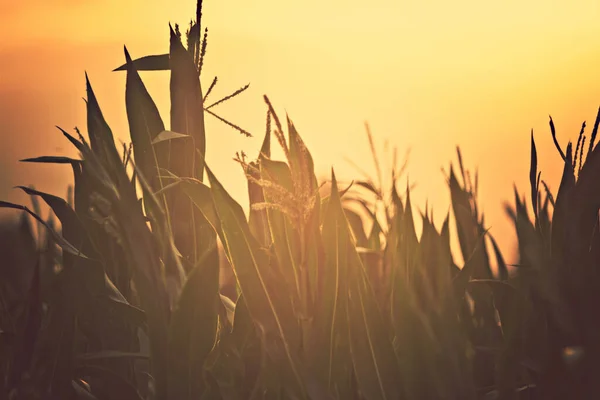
113;53;170;72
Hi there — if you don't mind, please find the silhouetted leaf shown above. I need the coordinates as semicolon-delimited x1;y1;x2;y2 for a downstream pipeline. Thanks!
551;143;574;271
86;74;124;178
165;25;209;269
0;201;86;258
151;130;190;145
113;53;170;71
355;180;380;198
124;46;166;194
20;156;81;164
530;131;538;220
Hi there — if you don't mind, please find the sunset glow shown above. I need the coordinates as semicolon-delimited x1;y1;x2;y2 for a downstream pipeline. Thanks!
2;0;600;259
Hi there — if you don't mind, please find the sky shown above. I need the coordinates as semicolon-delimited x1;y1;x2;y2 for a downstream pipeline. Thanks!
2;0;600;261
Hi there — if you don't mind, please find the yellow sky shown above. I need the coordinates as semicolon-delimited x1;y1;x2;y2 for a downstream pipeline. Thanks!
2;0;600;260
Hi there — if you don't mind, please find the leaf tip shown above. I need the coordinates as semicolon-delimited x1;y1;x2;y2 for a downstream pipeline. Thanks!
124;46;132;64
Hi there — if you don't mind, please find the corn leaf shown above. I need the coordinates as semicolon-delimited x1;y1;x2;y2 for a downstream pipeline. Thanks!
124;46;167;195
168;242;220;399
151;130;190;145
166;25;209;268
307;171;353;398
331;175;400;400
204;165;308;399
113;53;170;72
86;74;123;176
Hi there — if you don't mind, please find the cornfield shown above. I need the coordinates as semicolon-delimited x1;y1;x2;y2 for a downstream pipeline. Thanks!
1;1;600;399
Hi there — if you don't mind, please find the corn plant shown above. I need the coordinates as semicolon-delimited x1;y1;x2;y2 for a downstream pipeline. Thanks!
2;0;600;399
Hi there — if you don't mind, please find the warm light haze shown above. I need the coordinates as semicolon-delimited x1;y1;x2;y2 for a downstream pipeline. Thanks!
2;0;600;260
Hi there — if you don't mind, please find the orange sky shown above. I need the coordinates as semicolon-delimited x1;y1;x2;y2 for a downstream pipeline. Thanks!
2;0;600;260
